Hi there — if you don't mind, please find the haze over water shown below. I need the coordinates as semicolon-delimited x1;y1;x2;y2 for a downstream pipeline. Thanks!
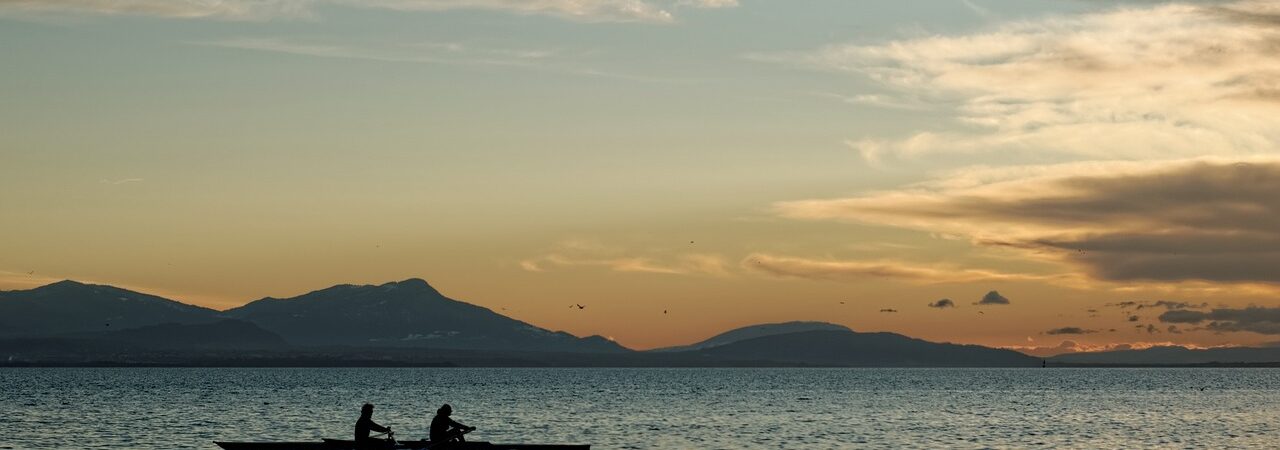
3;368;1277;449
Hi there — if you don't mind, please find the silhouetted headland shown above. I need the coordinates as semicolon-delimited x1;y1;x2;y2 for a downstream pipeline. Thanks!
3;279;1278;367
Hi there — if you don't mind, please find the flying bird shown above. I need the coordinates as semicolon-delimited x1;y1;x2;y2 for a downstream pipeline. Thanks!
574;304;585;310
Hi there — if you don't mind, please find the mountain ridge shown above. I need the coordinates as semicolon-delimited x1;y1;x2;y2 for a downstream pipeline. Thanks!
0;279;623;354
650;321;852;352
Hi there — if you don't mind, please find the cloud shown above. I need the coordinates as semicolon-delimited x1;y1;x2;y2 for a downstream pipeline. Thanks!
1045;327;1097;335
1158;306;1280;334
928;298;956;308
1007;340;1209;358
808;91;935;111
776;159;1280;285
1107;300;1208;310
0;0;312;20
742;253;1065;284
976;290;1010;305
677;0;737;8
202;38;685;82
522;239;730;277
758;0;1280;162
0;0;722;23
347;0;676;23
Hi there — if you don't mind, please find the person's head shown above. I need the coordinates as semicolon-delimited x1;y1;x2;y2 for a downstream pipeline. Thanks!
361;403;374;417
437;404;452;416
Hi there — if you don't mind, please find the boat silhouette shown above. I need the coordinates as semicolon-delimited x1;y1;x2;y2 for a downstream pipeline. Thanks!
217;430;587;450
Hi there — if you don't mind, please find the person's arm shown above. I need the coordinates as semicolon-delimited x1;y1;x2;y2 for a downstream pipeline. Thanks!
450;418;475;431
369;420;390;434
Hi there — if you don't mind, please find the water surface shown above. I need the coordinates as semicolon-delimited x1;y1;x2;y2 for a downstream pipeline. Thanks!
1;368;1277;449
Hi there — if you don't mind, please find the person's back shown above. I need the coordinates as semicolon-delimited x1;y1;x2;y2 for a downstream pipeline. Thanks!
429;404;474;443
354;404;391;448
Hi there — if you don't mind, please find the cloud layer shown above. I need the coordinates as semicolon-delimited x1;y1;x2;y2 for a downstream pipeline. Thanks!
777;159;1280;285
1159;306;1280;334
766;0;1280;162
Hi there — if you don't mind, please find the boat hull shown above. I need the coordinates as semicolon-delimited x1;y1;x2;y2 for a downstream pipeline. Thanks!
215;441;588;450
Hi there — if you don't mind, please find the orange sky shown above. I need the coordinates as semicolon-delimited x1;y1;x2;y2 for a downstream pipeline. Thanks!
4;0;1280;351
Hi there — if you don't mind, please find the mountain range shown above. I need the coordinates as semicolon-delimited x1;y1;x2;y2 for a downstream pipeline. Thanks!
2;279;1277;367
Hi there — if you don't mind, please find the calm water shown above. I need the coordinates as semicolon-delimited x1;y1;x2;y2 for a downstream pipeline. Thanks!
1;368;1277;449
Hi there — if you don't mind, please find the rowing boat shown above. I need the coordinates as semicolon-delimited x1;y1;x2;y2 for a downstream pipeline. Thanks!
213;442;588;450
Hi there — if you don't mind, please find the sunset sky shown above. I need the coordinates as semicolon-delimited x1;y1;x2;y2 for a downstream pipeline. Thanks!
4;0;1280;352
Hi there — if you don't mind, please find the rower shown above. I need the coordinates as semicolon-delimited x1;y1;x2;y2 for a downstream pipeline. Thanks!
355;403;393;449
430;404;476;444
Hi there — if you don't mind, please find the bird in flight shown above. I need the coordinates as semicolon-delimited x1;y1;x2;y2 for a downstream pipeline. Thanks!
572;304;585;310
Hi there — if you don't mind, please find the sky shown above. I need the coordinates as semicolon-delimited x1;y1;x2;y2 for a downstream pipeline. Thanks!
3;0;1280;352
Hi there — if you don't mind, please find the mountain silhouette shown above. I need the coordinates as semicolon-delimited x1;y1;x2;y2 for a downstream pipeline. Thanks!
73;319;287;350
0;280;220;337
651;321;851;352
223;278;627;353
691;329;1040;367
1049;345;1280;365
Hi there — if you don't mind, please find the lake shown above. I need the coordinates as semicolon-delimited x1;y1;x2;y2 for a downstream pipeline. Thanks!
1;368;1277;449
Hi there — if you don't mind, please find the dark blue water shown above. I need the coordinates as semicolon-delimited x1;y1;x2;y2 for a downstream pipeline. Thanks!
1;368;1277;449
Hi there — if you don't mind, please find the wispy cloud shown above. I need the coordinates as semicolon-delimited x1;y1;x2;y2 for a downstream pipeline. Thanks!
1044;326;1096;335
1106;300;1208;310
808;91;936;111
0;0;737;22
0;0;313;21
677;0;737;9
743;253;1070;285
201;37;688;82
521;239;731;276
346;0;676;23
757;0;1280;163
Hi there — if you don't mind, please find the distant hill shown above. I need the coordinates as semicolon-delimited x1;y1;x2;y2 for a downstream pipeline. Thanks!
0;280;220;337
693;330;1041;367
224;278;628;353
1049;346;1280;366
651;321;851;352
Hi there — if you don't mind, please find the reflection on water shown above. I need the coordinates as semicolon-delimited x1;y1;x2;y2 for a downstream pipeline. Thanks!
1;368;1278;449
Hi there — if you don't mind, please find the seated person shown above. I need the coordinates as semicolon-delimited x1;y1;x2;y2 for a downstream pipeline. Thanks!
429;404;476;443
355;403;393;449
